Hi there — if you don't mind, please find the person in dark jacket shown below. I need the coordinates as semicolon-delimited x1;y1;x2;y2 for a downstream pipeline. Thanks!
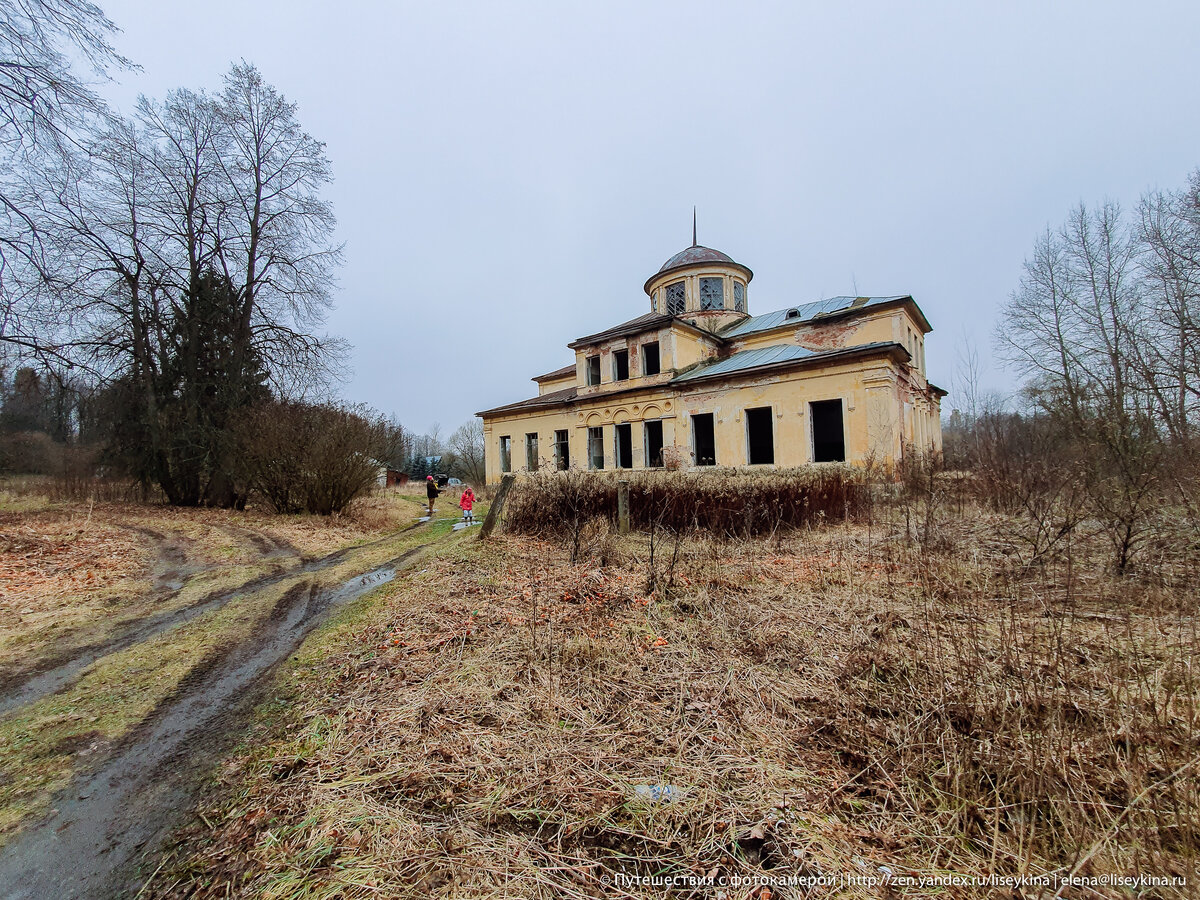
426;474;439;516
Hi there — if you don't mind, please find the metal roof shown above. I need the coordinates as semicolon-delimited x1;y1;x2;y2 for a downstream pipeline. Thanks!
532;364;575;382
476;385;577;418
569;312;673;348
671;345;817;383
645;245;754;293
720;296;912;339
671;341;900;385
657;245;735;272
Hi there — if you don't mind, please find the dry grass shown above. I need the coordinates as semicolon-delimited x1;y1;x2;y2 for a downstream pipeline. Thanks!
143;503;1199;899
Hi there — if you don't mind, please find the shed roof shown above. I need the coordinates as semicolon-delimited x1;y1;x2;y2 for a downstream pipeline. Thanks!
532;364;576;382
476;385;577;418
566;311;723;349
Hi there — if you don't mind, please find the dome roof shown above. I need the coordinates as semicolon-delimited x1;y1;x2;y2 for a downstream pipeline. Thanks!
657;245;736;273
644;243;753;294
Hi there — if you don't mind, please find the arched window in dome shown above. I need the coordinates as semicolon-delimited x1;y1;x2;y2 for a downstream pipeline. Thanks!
733;281;745;313
665;281;686;316
700;277;724;311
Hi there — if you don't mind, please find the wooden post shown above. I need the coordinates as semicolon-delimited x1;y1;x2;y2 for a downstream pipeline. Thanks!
617;480;630;534
478;474;515;540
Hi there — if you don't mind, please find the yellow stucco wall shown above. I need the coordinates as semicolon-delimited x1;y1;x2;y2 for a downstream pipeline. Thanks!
481;355;943;483
536;374;574;396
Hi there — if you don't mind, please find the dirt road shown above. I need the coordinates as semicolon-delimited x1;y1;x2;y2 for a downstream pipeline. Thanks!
0;525;447;899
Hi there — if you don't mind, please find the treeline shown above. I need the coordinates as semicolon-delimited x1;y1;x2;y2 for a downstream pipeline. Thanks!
947;169;1200;573
0;360;489;512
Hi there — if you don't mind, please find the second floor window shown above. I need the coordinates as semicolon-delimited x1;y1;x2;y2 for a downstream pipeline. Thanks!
642;341;660;376
587;355;601;385
733;281;745;312
613;349;629;381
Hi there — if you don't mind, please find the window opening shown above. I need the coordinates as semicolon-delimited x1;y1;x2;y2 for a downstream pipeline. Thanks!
700;277;724;311
554;429;569;470
644;421;664;467
746;407;774;465
691;413;716;466
811;400;846;462
614;423;633;469
665;281;686;316
525;433;539;471
588;426;604;469
613;348;629;381
642;341;660;376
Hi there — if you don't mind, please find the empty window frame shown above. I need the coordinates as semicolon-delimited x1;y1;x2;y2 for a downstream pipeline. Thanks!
700;277;724;311
811;399;846;462
644;420;664;468
614;423;633;469
525;433;539;471
691;413;716;466
745;407;774;465
499;435;512;473
586;355;602;385
733;281;745;312
613;348;629;381
665;281;686;315
588;426;604;470
642;341;660;376
553;429;569;470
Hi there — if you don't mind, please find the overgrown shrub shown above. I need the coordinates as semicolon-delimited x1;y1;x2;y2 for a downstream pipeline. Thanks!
0;432;65;475
503;466;866;539
239;401;383;515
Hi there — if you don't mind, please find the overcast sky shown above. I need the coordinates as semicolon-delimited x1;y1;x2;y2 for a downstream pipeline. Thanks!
97;0;1200;435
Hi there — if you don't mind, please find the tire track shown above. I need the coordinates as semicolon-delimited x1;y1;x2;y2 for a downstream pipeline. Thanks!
0;539;437;900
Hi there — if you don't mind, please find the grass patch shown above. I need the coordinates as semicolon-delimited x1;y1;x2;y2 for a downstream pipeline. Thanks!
143;507;1199;899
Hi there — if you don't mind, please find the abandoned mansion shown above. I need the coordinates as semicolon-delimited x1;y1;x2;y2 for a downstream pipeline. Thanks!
477;237;945;484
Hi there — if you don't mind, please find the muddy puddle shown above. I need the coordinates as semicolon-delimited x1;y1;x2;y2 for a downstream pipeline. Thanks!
0;548;422;900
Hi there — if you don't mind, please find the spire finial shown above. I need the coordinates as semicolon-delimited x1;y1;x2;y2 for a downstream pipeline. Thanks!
692;207;697;247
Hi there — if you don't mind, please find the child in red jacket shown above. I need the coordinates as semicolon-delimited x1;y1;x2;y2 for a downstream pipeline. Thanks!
459;486;476;525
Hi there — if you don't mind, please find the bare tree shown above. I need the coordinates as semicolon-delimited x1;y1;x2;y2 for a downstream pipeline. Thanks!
1138;178;1200;442
1;0;132;350
17;63;343;505
447;419;485;484
998;201;1162;572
